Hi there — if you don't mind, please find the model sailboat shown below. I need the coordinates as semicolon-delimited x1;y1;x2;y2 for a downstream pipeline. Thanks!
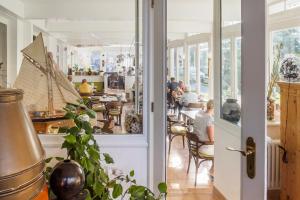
14;33;81;117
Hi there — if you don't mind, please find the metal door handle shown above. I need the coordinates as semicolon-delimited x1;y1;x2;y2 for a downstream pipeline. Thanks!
226;137;256;179
226;147;255;156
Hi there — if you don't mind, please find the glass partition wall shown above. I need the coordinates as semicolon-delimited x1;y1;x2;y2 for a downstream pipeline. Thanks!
220;0;241;125
35;0;144;135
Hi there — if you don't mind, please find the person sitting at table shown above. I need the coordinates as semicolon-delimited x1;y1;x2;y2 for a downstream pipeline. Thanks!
178;85;198;120
193;99;214;156
79;79;93;95
178;80;186;95
179;85;198;107
167;77;178;93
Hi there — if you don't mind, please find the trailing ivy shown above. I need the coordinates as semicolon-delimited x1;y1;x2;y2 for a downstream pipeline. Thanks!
45;101;167;200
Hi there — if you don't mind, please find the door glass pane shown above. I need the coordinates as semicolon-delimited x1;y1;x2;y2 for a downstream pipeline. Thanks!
221;0;241;125
221;38;232;101
235;37;241;102
177;47;185;82
199;43;209;98
189;45;197;92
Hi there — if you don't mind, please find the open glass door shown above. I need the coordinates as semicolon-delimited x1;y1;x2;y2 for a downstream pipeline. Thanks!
214;0;266;199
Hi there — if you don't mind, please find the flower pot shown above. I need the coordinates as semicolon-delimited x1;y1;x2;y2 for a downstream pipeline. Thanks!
50;160;85;200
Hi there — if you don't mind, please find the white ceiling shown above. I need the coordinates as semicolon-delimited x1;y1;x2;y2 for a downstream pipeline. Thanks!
21;0;239;46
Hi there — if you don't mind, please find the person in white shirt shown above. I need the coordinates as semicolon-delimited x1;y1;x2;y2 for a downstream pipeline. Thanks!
179;85;198;107
193;100;214;156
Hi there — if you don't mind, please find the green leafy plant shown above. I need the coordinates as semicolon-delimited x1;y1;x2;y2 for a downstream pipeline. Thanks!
45;101;167;200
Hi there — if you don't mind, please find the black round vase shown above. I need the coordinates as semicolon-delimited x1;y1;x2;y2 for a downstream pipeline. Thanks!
222;98;241;123
49;160;85;200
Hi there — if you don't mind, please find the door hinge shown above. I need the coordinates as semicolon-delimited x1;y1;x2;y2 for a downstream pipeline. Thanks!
151;102;154;112
151;0;154;8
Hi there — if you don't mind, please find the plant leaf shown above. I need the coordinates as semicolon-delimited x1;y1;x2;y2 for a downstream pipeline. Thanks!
112;184;123;198
45;157;53;163
130;170;135;177
158;182;167;193
103;153;114;164
64;134;76;144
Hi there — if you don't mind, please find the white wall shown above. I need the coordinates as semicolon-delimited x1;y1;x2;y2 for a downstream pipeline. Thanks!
39;135;148;186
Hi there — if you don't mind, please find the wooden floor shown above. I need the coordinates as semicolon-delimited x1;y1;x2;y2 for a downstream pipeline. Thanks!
167;136;218;200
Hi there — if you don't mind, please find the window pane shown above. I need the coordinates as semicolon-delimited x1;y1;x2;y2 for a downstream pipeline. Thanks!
271;27;300;99
235;37;241;101
170;48;176;78
221;0;241;125
286;0;300;9
221;38;232;102
199;43;209;97
189;45;197;92
174;49;177;79
177;47;185;82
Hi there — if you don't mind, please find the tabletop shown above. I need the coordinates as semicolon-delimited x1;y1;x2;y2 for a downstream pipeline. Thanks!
180;110;201;120
99;95;127;103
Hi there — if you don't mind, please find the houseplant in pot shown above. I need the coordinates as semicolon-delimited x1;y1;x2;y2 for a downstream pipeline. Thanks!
45;101;167;200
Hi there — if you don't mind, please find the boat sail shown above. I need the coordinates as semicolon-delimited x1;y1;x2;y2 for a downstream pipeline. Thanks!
14;33;81;116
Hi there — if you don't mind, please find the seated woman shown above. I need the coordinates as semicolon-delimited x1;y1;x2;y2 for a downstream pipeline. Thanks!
178;85;198;120
179;85;198;107
193;100;214;156
79;79;93;96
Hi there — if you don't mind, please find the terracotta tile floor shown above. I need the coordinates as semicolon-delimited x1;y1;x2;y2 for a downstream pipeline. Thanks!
167;136;217;200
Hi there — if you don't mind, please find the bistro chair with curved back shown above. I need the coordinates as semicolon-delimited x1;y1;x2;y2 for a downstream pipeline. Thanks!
92;102;107;120
167;115;187;155
186;131;214;186
106;101;123;126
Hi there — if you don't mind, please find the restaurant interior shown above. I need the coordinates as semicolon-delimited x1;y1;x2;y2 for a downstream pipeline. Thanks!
0;0;300;199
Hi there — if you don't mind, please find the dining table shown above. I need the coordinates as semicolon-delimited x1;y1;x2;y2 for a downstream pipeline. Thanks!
180;110;201;120
98;95;127;103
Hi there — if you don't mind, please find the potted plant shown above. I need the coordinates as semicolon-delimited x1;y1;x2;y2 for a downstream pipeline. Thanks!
267;43;283;120
45;101;167;200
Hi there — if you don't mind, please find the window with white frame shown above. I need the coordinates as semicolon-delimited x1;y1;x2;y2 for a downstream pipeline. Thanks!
270;27;300;100
268;0;300;14
199;43;209;97
177;47;185;82
235;37;241;101
221;38;233;102
188;45;197;91
169;48;176;78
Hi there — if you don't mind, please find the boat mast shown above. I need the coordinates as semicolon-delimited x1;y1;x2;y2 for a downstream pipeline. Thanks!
46;49;54;116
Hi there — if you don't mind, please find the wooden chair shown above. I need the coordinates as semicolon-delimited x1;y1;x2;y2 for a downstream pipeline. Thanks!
167;115;187;155
186;131;214;186
92;102;107;120
93;117;115;134
106;101;123;126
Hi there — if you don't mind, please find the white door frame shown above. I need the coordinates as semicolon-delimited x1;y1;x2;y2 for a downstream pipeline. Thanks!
214;0;267;199
241;0;266;199
148;0;167;193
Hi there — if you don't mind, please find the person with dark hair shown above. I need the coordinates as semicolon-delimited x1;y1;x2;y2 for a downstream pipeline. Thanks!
167;77;178;92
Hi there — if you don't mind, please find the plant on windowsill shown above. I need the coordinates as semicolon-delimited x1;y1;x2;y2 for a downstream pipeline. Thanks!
267;43;283;121
45;101;167;200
